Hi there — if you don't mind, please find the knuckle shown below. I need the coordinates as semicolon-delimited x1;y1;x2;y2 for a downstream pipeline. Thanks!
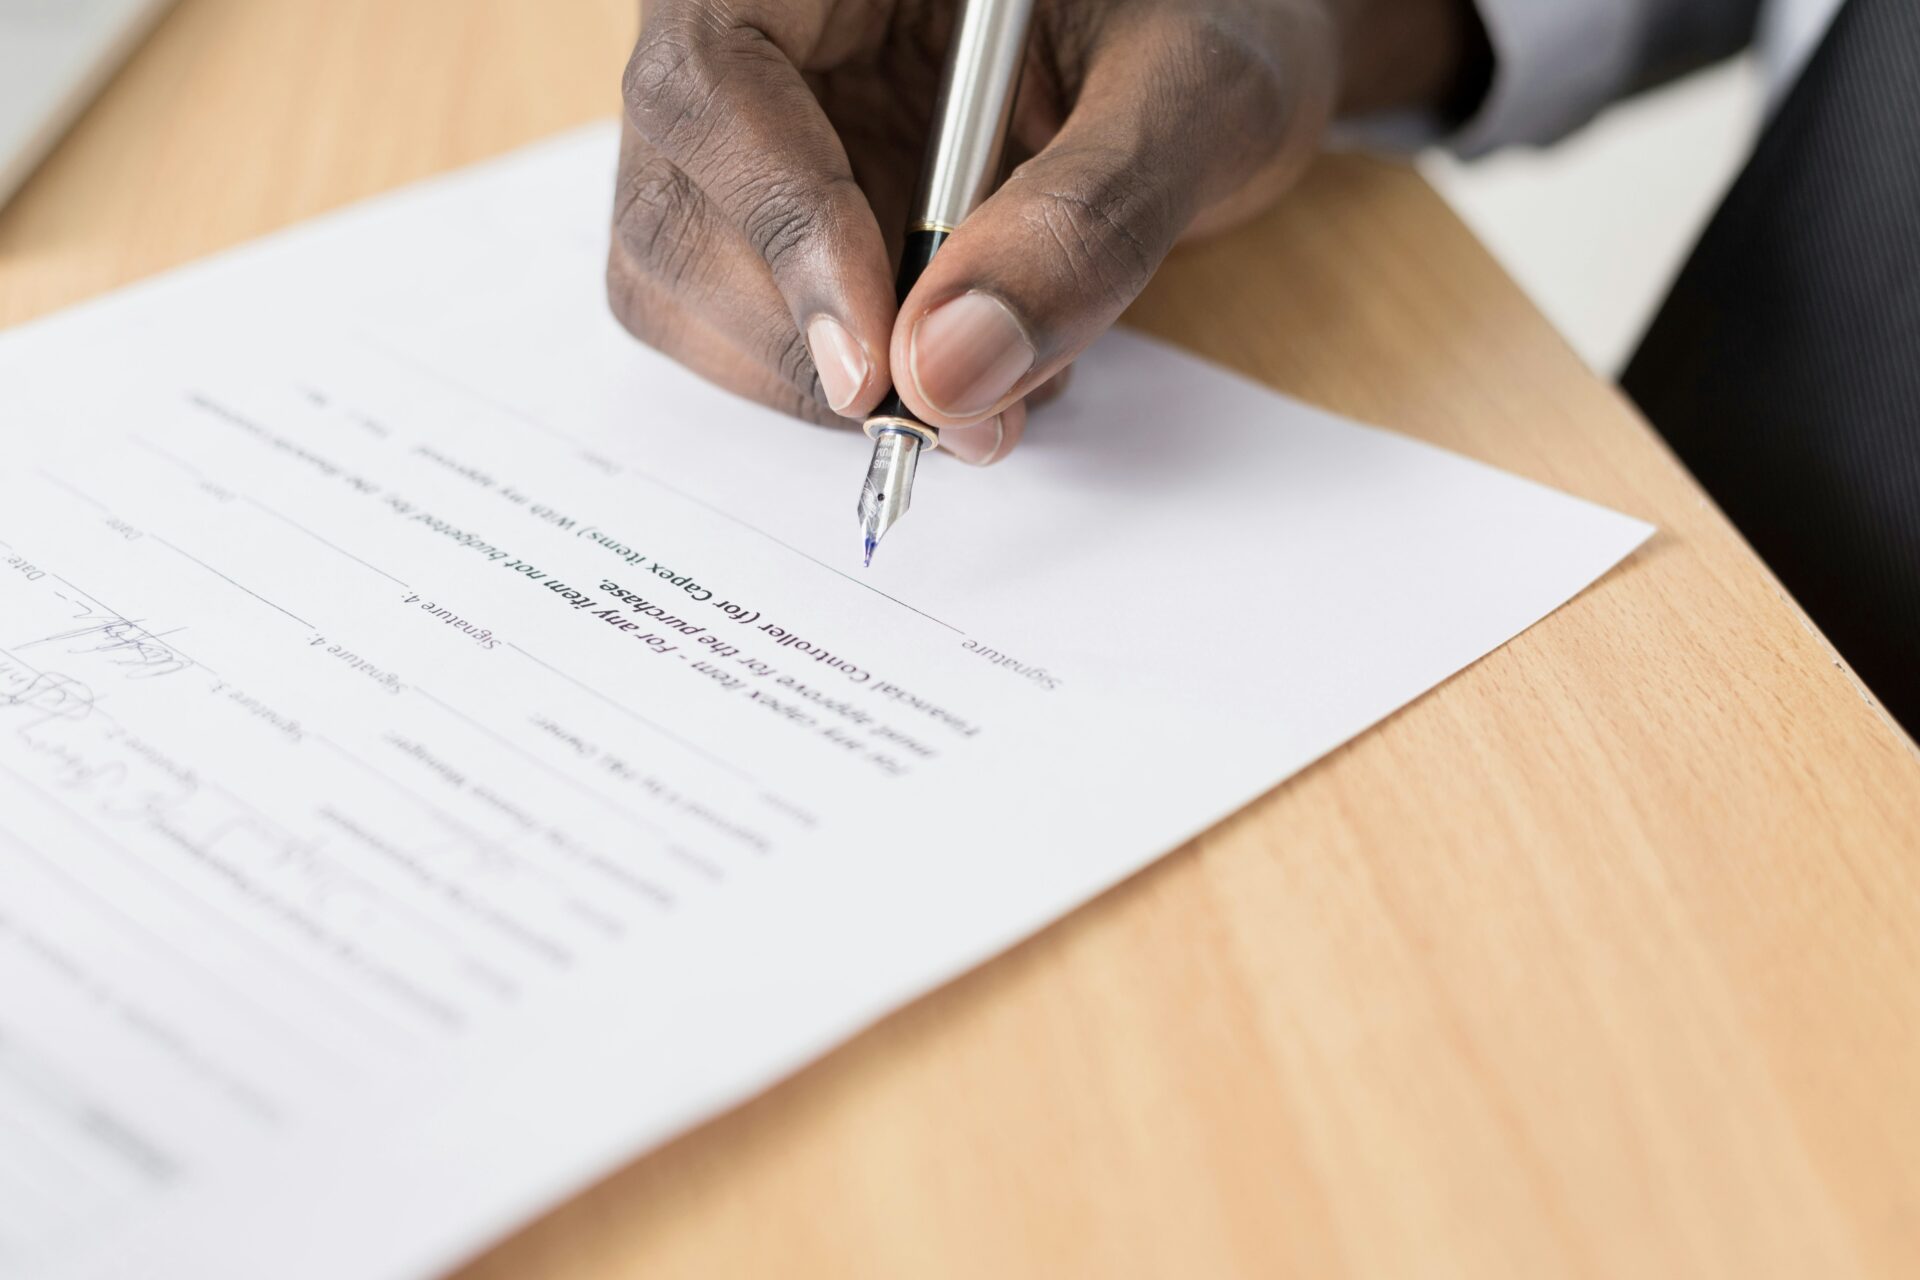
613;155;709;288
772;323;826;405
623;17;723;149
1012;160;1170;303
625;17;784;155
736;169;855;277
742;182;819;274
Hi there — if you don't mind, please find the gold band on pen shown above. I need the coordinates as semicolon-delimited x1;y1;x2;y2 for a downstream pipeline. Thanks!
864;415;939;449
909;220;957;235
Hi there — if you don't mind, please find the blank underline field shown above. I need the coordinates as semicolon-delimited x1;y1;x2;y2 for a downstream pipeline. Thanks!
132;434;415;591
146;534;313;629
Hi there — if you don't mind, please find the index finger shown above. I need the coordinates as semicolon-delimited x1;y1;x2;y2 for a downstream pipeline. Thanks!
624;0;898;417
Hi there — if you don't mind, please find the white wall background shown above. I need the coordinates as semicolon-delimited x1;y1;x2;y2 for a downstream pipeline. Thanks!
1420;59;1766;376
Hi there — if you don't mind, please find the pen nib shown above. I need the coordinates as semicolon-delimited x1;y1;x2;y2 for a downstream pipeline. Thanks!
863;534;877;568
856;427;922;568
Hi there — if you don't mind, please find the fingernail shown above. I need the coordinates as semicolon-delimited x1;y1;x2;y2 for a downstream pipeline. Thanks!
911;292;1034;419
941;415;1006;466
806;314;868;414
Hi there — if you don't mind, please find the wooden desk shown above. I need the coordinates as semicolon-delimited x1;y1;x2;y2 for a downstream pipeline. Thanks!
6;2;1919;1275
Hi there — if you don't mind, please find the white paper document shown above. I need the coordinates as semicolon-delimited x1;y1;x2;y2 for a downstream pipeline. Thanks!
0;124;1650;1279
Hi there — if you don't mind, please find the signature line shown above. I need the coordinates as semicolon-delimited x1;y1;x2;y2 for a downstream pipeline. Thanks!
147;534;313;629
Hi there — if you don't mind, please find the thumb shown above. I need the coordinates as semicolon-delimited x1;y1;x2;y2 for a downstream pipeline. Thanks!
890;7;1321;431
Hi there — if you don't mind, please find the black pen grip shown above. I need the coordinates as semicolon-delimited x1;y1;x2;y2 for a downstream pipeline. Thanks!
871;227;950;424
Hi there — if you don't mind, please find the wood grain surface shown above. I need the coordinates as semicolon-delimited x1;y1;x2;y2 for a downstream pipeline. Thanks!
4;2;1918;1276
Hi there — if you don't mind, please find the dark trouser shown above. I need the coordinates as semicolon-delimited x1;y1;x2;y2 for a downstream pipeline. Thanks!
1624;0;1920;733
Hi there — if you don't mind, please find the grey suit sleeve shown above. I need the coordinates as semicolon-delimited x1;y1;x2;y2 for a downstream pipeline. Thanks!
1453;0;1766;154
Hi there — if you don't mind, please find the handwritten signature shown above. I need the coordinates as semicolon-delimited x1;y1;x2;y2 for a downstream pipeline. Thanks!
0;653;203;819
0;656;96;724
19;612;194;681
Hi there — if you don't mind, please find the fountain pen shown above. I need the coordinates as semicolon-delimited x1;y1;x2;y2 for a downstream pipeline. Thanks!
857;0;1037;567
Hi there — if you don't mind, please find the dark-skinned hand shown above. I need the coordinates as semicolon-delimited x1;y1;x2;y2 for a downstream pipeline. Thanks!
609;0;1485;464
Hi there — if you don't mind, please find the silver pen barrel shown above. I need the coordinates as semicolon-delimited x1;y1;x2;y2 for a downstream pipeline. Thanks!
911;0;1036;235
857;0;1037;565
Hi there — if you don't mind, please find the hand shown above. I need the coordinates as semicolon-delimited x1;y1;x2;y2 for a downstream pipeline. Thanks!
608;0;1483;464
